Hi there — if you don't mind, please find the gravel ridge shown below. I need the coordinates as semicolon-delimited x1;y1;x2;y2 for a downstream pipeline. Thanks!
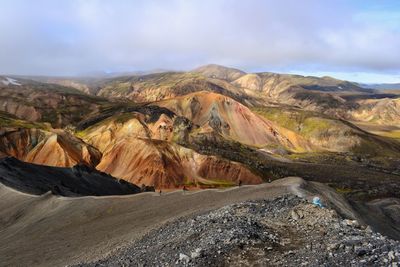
78;195;400;266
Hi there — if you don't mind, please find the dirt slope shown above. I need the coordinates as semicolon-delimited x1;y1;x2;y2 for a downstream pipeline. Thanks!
0;177;358;267
96;138;261;188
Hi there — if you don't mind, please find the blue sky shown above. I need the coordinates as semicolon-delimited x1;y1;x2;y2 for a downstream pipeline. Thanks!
0;0;399;83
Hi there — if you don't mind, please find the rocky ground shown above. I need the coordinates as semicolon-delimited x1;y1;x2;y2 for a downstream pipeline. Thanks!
79;195;400;266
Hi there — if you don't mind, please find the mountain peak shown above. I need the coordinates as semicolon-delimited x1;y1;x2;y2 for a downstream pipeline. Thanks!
192;64;246;81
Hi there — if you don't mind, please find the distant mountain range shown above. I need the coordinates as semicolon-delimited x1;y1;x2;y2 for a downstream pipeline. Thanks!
360;83;400;90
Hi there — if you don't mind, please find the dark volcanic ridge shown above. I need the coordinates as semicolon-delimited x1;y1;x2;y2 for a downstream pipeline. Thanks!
0;157;143;196
77;195;400;267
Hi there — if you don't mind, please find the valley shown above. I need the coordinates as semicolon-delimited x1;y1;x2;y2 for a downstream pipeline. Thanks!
2;65;400;196
1;65;400;266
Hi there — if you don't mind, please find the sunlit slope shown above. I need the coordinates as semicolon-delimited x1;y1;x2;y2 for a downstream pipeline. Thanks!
0;111;101;167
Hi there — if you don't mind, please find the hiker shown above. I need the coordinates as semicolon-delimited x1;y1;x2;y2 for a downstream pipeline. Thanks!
159;189;162;196
238;180;242;187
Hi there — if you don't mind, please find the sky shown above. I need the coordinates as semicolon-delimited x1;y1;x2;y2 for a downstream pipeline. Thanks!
0;0;400;83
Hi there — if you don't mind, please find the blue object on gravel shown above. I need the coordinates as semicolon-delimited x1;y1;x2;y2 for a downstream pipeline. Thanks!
312;196;323;208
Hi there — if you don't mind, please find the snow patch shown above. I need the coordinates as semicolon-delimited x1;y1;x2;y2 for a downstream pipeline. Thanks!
1;77;21;86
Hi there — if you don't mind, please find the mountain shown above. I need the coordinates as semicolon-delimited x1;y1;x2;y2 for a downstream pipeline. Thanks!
155;91;304;150
0;111;101;167
80;90;400;188
2;67;399;188
231;72;376;120
94;71;253;105
1;64;400;190
30;65;400;128
77;101;263;188
0;157;142;196
361;83;400;90
96;138;261;189
50;65;400;127
233;72;365;95
253;106;400;156
350;98;400;125
0;76;116;128
192;64;246;81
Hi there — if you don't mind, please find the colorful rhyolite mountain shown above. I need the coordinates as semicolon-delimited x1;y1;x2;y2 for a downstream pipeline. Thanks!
0;65;399;189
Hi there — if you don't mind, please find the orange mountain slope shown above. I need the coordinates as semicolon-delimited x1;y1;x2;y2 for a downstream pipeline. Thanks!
156;91;310;151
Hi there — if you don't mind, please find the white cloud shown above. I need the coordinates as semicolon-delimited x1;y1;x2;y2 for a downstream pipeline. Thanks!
0;0;399;82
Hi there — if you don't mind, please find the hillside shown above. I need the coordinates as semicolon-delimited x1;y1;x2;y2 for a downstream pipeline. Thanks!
0;111;101;167
0;82;392;189
85;195;400;266
350;98;400;125
361;83;400;90
96;138;261;189
0;157;141;196
156;91;300;149
253;105;400;157
95;71;254;105
1;68;400;190
77;102;263;188
45;65;400;128
1;177;399;266
192;64;246;81
0;76;115;128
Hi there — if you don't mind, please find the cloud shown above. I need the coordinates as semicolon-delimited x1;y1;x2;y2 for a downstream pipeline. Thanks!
0;0;399;81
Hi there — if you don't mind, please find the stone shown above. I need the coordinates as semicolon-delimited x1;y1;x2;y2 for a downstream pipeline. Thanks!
179;253;190;263
83;195;400;266
343;219;360;228
356;249;367;256
191;248;202;259
388;251;395;261
327;243;338;251
297;210;304;219
291;210;300;221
